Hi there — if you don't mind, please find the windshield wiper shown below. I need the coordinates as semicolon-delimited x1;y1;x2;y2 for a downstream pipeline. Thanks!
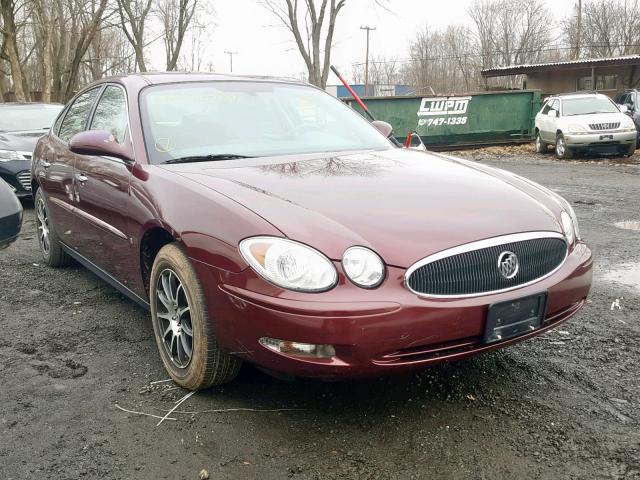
162;154;253;164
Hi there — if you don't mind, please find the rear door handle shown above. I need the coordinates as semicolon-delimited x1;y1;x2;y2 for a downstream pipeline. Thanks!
76;173;88;184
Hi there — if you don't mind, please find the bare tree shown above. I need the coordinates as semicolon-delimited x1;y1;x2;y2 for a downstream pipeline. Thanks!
261;0;346;87
117;0;153;72
469;0;550;88
0;0;30;100
157;0;199;71
562;0;640;58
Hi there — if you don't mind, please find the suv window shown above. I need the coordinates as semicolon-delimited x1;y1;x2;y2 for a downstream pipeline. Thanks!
58;87;101;143
90;85;128;144
541;101;552;115
548;99;559;115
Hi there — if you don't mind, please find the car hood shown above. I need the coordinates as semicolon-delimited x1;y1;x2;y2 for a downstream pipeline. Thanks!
0;131;42;154
563;112;628;125
164;149;565;268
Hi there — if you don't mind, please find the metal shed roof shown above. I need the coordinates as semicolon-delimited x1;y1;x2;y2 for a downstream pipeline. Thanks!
481;55;640;77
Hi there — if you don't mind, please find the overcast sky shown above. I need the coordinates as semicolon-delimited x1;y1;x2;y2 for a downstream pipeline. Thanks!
150;0;578;82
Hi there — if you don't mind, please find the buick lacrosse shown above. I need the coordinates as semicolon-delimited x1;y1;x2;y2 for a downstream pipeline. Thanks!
31;74;592;390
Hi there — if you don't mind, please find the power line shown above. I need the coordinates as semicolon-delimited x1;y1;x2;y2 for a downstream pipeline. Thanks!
351;43;640;67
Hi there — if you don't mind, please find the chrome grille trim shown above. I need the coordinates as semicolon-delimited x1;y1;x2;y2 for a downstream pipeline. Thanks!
588;122;620;131
404;232;568;299
17;151;32;159
16;170;31;191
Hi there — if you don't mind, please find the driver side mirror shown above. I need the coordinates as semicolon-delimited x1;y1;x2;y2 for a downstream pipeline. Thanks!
547;109;559;118
371;120;393;138
619;104;629;114
69;130;134;163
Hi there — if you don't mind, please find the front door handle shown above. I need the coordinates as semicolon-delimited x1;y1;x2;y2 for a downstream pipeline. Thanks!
76;173;88;184
41;160;52;169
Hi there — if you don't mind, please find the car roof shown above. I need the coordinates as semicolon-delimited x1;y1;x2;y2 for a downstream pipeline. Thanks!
552;93;610;100
101;72;307;87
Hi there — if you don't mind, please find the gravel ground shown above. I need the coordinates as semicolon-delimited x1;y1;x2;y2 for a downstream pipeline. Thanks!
1;145;639;480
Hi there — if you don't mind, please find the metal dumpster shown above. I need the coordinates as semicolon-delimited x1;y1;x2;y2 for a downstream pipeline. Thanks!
346;90;542;149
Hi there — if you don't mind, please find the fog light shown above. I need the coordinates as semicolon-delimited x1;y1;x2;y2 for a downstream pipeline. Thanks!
259;337;336;358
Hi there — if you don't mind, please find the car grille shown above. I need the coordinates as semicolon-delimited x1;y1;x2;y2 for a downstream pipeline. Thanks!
16;170;31;191
589;122;620;131
405;235;568;297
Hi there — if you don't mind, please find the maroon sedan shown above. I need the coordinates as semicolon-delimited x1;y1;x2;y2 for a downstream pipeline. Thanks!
31;74;592;390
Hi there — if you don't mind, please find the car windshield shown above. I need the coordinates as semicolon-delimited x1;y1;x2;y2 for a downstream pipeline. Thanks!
563;97;619;116
140;81;392;163
0;104;63;132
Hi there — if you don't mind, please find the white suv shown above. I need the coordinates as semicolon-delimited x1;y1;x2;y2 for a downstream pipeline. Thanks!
534;93;637;158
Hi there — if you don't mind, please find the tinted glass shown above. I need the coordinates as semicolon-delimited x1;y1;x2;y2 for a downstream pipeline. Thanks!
90;85;128;144
563;96;619;116
58;88;101;143
140;82;392;164
0;104;63;133
541;101;551;114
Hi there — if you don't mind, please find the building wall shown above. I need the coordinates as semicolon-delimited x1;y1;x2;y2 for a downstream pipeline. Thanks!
525;65;639;98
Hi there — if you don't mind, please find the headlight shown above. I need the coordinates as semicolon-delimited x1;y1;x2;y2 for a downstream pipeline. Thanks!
565;202;580;241
342;246;385;288
567;124;587;134
561;212;575;244
622;118;636;131
0;149;27;162
239;236;338;292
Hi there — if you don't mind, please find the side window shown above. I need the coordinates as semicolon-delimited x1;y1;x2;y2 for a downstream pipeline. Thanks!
550;100;560;115
58;87;101;143
541;101;551;115
90;85;128;144
52;107;67;136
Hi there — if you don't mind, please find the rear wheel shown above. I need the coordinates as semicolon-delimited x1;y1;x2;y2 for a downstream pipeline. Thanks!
555;133;573;159
150;243;242;390
34;189;71;267
535;131;548;153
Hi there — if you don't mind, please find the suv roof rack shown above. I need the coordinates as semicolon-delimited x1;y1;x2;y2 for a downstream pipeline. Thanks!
558;90;599;96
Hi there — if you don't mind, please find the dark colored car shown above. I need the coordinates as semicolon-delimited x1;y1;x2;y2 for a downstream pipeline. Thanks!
31;74;593;390
615;90;640;141
0;178;22;249
0;103;63;198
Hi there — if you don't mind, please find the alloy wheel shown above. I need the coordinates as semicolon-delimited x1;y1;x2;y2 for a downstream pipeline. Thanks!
556;137;565;156
155;268;194;368
36;197;50;257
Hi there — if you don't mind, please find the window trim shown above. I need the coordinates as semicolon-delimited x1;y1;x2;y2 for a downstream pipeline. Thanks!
88;83;131;146
54;85;105;145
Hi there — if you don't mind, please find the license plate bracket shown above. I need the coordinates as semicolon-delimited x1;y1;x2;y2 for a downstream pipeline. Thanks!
483;293;548;344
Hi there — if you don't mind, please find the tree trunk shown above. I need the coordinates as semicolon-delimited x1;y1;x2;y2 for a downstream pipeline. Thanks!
0;0;30;101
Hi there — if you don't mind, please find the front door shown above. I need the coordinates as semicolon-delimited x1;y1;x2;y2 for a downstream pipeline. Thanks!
39;87;102;249
72;84;136;288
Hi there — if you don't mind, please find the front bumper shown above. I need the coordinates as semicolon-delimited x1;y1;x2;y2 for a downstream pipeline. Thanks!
194;242;593;379
564;130;636;148
0;160;32;198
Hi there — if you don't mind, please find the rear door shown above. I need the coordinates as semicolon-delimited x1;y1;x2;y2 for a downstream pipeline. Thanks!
72;84;136;285
39;87;102;248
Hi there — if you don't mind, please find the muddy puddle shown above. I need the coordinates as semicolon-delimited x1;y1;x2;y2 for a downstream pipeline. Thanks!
601;262;640;293
615;220;640;231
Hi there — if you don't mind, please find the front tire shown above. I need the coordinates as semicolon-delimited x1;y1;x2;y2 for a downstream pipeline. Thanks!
150;243;241;390
535;131;548;153
555;133;573;159
621;140;636;157
34;189;71;267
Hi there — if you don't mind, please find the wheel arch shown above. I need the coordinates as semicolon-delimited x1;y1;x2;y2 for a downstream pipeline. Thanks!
140;226;177;298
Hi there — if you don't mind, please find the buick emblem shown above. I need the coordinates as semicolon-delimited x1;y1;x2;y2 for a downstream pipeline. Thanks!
497;251;519;279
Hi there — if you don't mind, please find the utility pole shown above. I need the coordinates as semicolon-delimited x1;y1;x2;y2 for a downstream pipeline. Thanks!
360;26;376;97
575;0;582;59
224;51;238;73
